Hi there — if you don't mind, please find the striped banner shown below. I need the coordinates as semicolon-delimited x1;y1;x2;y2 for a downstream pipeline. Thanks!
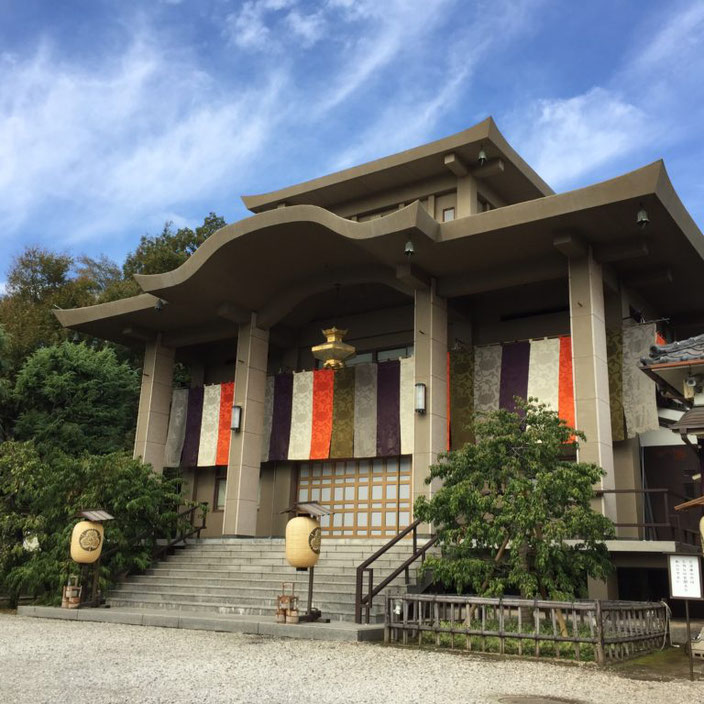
353;363;377;458
468;336;576;427
165;383;235;468
288;371;314;460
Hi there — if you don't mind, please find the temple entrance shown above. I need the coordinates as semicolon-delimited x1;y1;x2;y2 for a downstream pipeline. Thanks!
296;457;412;538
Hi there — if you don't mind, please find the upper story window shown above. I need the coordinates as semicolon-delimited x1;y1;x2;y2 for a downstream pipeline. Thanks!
442;207;455;222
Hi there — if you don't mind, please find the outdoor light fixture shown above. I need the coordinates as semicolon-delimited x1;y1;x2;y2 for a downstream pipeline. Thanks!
636;203;650;229
477;145;487;166
154;298;167;312
231;405;243;432
415;382;427;414
404;238;415;257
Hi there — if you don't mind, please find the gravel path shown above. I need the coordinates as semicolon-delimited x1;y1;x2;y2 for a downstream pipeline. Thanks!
0;615;698;704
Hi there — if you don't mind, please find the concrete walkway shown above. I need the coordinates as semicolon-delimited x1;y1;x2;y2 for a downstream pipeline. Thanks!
17;604;383;642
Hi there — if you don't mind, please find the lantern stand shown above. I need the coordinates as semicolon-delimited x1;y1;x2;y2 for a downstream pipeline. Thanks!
282;502;332;623
71;509;115;608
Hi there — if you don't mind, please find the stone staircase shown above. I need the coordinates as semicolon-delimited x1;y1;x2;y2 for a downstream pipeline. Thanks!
108;538;426;622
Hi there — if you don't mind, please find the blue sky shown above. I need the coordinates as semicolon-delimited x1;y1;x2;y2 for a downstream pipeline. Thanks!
1;0;703;286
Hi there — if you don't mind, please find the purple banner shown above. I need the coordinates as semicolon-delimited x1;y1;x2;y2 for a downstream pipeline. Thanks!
268;373;293;461
181;386;204;467
499;341;530;414
376;360;400;457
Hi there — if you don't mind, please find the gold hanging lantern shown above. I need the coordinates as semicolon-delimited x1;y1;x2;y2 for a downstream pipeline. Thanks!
311;327;355;370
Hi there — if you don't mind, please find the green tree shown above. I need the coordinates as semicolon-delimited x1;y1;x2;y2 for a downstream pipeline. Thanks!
0;326;13;441
414;398;615;601
13;342;140;455
100;212;226;302
0;442;191;607
0;247;97;372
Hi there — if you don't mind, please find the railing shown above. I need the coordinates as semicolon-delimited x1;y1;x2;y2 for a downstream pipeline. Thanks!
598;488;701;546
385;594;669;664
354;518;438;624
82;503;208;607
101;502;208;566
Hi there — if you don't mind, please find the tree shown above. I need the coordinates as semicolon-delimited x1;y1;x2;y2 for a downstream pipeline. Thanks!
100;212;226;302
0;326;13;441
0;442;190;607
12;342;140;456
414;398;615;601
0;247;97;372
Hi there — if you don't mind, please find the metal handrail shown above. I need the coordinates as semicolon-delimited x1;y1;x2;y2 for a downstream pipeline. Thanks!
354;518;438;624
100;502;208;565
597;488;701;546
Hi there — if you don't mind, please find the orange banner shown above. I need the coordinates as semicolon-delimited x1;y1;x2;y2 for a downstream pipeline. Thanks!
558;336;575;432
215;381;234;465
310;369;334;459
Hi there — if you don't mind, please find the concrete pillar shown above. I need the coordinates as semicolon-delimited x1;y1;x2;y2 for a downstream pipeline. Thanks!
222;314;269;536
413;281;448;512
456;175;477;218
133;335;175;474
568;251;616;519
588;574;619;600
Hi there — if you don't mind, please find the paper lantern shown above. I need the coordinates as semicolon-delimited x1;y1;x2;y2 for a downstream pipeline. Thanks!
285;516;321;568
70;520;104;564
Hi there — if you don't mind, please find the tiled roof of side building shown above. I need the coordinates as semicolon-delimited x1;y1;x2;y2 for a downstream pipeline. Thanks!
643;333;704;365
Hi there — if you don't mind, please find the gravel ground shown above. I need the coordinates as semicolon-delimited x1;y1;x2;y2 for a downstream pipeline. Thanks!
0;614;698;704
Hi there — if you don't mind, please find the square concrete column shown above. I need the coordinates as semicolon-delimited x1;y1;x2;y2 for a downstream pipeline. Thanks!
222;314;269;536
413;281;448;510
133;334;175;474
568;251;616;520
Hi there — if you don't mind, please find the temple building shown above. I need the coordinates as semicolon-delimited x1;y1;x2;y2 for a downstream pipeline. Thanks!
56;117;704;602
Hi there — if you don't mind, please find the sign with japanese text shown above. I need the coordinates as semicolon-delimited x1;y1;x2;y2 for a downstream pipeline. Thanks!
667;554;703;600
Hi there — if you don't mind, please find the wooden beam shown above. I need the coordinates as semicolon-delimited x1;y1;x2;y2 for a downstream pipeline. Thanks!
553;233;588;259
594;239;649;263
437;259;566;298
472;158;504;179
121;326;154;342
443;152;468;177
396;262;430;291
217;301;250;324
626;269;673;288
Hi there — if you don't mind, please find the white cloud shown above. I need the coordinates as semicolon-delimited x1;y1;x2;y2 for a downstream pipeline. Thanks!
504;1;704;191
224;0;297;50
327;0;545;169
0;36;285;245
505;88;653;188
285;9;326;47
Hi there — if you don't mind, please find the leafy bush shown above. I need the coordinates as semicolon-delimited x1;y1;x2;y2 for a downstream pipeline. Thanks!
0;441;194;607
415;398;615;600
12;342;139;455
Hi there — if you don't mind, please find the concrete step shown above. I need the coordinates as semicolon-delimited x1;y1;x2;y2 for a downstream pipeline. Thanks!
108;535;424;624
106;597;385;622
113;582;371;597
125;576;415;592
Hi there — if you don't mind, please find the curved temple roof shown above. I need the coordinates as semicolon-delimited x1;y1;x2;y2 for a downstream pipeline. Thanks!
55;121;704;348
242;117;554;213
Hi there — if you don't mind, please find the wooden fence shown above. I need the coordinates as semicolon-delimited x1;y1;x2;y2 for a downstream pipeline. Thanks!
385;594;668;664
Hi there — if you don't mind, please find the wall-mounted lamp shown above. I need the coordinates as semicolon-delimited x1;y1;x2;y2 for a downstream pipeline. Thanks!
636;203;650;229
404;238;415;257
414;382;427;414
477;145;487;166
231;405;243;432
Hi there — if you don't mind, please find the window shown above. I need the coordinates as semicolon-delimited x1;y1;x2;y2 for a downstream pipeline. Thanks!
442;207;455;222
214;468;227;510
